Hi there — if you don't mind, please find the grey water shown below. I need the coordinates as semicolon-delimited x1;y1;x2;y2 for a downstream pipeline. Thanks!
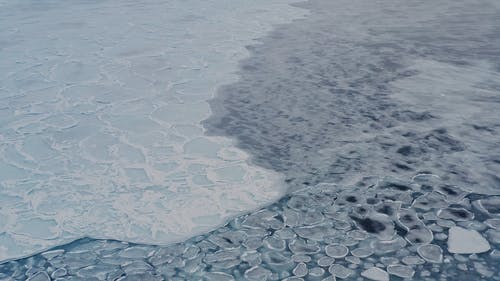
2;0;500;280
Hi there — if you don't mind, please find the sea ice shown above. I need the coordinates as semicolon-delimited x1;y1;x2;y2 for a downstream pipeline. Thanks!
360;267;389;281
325;244;349;258
0;0;307;262
447;226;491;254
417;244;443;263
387;265;415;278
328;264;353;279
292;262;308;277
2;176;500;280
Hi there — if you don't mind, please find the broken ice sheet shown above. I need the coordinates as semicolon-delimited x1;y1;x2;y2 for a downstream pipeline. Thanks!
4;175;500;280
0;0;307;262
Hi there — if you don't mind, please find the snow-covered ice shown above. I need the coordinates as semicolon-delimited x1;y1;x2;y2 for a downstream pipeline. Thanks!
447;226;491;254
0;0;307;262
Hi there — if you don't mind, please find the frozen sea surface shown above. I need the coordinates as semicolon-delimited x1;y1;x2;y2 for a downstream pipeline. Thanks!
0;0;307;261
2;176;499;280
2;0;500;280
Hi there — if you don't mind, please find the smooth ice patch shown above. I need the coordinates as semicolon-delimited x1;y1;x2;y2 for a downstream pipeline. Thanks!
447;226;491;254
361;267;390;281
0;0;307;262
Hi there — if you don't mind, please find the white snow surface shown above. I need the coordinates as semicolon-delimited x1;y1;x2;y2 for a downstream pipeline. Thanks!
0;0;307;261
447;226;491;254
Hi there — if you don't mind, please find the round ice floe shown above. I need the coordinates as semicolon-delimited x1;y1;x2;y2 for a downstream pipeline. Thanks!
402;256;425;265
360;267;389;281
283;208;301;227
417;244;443;263
437;208;474;221
396;248;411;258
380;257;399;266
328;264;353;279
447;226;491;254
293;262;308;277
51;268;67;279
345;256;361;265
387;264;415;278
351;247;373;258
309;267;325;277
263;236;286;251
325;244;349;258
317;256;335;267
294;224;333;241
243;237;262;251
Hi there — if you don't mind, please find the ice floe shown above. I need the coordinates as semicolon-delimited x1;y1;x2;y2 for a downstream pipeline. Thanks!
361;267;389;281
447;227;491;254
387;264;415;278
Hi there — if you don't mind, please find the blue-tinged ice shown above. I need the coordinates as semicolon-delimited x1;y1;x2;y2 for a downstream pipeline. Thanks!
0;0;307;262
